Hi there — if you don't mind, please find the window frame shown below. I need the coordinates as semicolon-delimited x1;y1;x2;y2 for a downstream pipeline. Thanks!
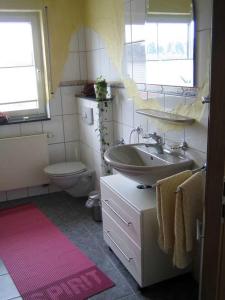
0;10;50;123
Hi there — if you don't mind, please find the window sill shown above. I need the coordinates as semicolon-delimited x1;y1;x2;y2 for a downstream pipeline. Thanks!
0;115;51;126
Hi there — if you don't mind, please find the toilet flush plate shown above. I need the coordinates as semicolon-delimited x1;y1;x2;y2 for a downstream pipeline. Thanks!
82;106;93;125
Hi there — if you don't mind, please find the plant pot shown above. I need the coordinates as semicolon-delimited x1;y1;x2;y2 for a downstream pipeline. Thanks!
94;84;107;100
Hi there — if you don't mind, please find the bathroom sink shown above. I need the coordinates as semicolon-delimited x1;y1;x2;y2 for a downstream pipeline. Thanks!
104;144;193;186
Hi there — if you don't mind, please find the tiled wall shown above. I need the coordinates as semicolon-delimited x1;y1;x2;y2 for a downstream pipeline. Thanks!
84;0;212;169
77;97;113;188
0;28;87;202
0;0;213;201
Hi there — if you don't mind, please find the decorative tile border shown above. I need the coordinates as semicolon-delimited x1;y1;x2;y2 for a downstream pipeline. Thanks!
60;80;198;98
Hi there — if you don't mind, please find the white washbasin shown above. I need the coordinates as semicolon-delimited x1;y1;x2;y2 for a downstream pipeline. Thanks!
104;144;193;186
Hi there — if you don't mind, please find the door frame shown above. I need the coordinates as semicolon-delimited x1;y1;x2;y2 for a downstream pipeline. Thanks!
200;0;225;299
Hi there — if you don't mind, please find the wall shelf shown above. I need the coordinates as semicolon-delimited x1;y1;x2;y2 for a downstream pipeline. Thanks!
136;109;195;125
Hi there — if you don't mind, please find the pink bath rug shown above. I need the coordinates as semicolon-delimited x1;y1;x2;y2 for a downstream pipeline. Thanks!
0;204;114;299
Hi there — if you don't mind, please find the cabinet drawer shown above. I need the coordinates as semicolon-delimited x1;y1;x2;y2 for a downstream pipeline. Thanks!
101;182;141;246
103;210;142;286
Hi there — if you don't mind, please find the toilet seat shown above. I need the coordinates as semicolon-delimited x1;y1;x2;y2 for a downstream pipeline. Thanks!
44;161;87;177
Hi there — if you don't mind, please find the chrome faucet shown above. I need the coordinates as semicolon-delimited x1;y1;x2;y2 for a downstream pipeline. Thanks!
142;132;164;154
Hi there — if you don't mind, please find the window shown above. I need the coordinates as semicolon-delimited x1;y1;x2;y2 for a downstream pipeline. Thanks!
0;11;50;122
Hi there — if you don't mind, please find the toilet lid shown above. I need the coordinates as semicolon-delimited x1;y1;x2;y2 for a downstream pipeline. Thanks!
44;161;87;176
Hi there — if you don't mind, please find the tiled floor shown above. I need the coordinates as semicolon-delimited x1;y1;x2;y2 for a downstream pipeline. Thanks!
0;192;199;300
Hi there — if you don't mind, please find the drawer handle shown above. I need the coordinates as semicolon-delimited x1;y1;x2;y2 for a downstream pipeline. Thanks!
104;200;132;226
105;230;133;262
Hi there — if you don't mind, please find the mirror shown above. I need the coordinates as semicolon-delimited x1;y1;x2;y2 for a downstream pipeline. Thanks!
125;0;195;88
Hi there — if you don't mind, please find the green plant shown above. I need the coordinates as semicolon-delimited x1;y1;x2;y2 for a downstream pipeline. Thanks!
94;76;112;175
95;76;107;100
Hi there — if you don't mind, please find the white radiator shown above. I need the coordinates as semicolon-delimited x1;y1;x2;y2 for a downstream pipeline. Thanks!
0;134;50;191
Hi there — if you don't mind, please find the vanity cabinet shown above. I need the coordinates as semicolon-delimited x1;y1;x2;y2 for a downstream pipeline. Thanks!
100;174;184;287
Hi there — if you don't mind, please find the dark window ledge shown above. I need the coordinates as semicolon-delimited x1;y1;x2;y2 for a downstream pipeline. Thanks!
0;115;51;126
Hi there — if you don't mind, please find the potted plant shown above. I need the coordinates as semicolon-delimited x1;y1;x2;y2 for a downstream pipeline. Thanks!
94;76;108;100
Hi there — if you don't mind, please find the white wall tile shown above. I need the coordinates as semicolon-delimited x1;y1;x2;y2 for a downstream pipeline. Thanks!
122;99;134;127
73;52;81;80
113;122;124;143
98;34;105;50
147;119;165;139
61;86;77;115
148;93;165;109
165;128;185;144
79;115;100;152
48;184;62;193
122;124;133;144
79;52;88;81
48;143;66;164
108;58;121;81
94;50;102;79
20;122;43;136
124;0;132;44
7;188;28;201
63;114;79;142
99;49;110;80
123;44;133;79
186;148;207;168
74;85;84;96
0;192;7;202
0;124;20;139
69;32;79;52
80;142;97;170
165;95;186;112
87;51;96;81
132;42;146;83
185;121;208;153
62;53;80;81
65;141;80;161
28;185;49;197
196;0;212;31
112;92;123;123
196;29;211;89
133;110;148;133
49;88;62;116
85;28;101;51
185;101;209;152
131;0;146;42
78;27;86;51
43;116;64;145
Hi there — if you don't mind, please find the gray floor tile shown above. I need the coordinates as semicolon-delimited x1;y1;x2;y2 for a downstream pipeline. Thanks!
0;192;198;300
118;294;148;300
0;260;8;276
0;274;20;300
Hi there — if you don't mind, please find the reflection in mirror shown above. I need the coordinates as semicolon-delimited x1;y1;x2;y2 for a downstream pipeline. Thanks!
145;0;195;87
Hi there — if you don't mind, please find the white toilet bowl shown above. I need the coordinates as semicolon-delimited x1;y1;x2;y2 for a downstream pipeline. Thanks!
44;161;95;197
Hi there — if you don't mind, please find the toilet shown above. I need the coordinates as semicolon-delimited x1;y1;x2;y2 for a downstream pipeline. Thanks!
44;161;95;197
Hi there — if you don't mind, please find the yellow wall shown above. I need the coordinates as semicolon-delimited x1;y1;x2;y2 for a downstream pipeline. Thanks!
84;0;124;73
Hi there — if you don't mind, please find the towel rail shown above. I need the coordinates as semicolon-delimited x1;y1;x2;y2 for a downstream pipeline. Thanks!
144;163;207;190
192;163;207;174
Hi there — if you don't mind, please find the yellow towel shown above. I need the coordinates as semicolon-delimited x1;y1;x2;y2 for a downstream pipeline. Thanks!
173;171;204;269
156;170;192;253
